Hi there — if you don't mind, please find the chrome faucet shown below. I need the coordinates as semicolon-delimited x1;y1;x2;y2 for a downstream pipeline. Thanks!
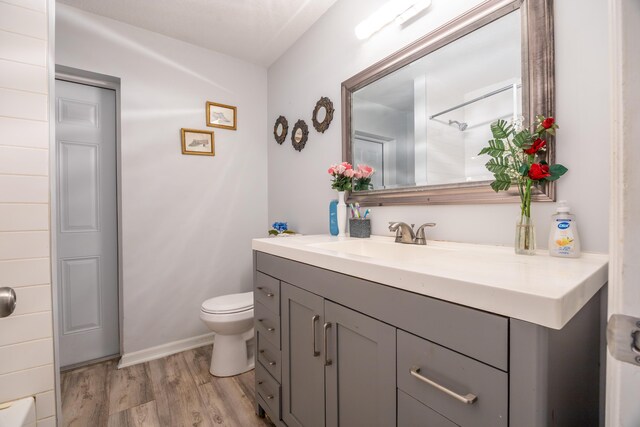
388;222;436;245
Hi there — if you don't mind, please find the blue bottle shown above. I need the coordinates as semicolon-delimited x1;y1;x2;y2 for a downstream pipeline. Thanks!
329;200;339;236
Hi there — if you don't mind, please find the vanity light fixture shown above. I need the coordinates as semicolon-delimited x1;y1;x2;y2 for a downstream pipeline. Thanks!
355;0;432;40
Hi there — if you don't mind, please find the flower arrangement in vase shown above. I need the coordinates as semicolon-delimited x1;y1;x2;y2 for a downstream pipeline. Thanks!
479;115;568;255
327;162;375;236
268;221;296;237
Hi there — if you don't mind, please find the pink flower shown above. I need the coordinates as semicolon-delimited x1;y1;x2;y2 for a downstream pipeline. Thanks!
354;171;363;179
357;164;374;178
344;169;355;178
327;166;336;175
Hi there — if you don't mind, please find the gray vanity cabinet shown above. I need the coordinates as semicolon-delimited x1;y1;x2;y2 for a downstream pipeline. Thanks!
281;283;326;427
254;251;603;427
281;282;396;427
324;300;396;427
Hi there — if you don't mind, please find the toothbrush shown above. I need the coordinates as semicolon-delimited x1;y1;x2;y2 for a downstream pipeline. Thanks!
363;209;370;219
355;203;361;218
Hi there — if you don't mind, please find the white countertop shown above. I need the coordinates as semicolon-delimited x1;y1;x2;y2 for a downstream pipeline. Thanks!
252;235;608;329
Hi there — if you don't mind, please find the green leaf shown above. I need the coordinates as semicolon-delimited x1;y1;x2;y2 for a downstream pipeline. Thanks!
490;120;513;139
282;230;296;234
485;158;510;174
513;130;533;149
268;230;279;236
546;164;568;181
479;139;507;157
490;173;512;192
518;164;530;176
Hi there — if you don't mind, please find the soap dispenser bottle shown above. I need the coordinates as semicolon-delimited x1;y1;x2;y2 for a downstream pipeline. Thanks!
548;200;581;258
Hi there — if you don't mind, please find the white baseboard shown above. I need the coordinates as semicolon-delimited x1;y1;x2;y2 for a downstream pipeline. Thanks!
117;332;215;369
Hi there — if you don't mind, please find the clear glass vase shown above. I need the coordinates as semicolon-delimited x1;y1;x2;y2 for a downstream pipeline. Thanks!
515;216;536;255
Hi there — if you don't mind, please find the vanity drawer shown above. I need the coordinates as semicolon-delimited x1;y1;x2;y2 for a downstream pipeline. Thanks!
255;301;280;349
255;272;280;314
257;330;281;382
397;330;508;427
398;389;458;427
256;363;281;421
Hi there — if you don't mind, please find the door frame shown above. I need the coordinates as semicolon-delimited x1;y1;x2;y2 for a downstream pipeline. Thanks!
49;65;124;417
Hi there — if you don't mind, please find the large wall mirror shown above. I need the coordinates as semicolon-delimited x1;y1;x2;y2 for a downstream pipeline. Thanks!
343;0;554;205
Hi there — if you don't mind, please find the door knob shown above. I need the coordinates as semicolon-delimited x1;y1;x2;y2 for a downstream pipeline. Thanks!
0;287;17;318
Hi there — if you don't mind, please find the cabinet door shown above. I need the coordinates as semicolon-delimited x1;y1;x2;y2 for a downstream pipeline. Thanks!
325;301;396;427
281;283;326;427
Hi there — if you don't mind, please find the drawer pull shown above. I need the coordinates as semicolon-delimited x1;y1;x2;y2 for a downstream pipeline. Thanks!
258;319;275;332
323;322;332;366
266;394;274;400
410;367;478;405
259;350;277;366
257;286;274;298
312;315;320;357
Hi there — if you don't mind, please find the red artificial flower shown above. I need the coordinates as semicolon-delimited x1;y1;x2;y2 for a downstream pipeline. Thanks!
524;138;546;155
541;117;555;129
528;163;550;180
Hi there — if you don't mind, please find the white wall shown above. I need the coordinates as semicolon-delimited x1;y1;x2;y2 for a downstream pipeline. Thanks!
0;0;56;425
56;5;268;355
267;0;610;252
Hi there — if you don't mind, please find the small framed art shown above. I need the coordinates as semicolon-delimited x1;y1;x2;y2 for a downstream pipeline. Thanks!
181;128;215;156
206;101;237;130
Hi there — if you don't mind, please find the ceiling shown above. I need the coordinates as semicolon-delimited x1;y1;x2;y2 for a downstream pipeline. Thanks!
57;0;338;67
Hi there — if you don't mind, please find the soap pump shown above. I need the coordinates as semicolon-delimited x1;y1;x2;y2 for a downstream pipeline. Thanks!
548;200;581;258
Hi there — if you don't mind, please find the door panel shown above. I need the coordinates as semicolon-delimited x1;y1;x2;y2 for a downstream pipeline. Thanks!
281;282;325;427
55;79;118;367
325;300;396;427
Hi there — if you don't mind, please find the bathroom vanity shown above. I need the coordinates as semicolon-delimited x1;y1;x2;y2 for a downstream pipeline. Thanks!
252;235;608;427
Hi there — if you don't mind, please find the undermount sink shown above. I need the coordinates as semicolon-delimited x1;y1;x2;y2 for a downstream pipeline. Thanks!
309;238;454;263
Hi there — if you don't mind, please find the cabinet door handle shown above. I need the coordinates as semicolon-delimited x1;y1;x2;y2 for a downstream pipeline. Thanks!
259;350;277;366
256;286;274;298
312;315;320;357
323;322;332;366
409;367;477;404
258;319;275;332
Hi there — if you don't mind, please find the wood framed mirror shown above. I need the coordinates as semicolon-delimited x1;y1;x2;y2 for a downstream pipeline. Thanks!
274;115;288;144
312;97;334;133
342;0;555;206
291;119;309;152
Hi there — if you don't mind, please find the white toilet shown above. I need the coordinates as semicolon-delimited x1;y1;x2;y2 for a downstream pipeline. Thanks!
200;291;255;377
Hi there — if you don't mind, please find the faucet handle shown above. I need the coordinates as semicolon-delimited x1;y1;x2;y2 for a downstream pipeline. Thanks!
414;223;436;245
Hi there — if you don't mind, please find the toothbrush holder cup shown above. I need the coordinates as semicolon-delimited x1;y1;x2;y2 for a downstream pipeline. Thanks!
349;218;371;238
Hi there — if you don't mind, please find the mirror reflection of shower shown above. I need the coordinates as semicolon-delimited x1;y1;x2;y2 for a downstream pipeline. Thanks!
448;120;468;131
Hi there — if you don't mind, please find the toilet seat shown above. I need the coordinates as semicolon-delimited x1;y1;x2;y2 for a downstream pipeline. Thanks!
201;291;253;314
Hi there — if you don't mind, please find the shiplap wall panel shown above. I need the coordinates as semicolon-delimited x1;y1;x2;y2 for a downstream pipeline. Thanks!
0;258;50;287
0;0;55;423
0;204;49;231
0;117;49;148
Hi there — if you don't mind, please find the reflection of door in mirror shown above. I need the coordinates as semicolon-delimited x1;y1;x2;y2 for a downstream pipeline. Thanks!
353;132;387;190
316;107;326;123
294;128;303;142
277;123;283;136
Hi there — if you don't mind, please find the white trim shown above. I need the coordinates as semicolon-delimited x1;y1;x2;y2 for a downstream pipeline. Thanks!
46;0;62;425
117;333;215;369
606;0;623;422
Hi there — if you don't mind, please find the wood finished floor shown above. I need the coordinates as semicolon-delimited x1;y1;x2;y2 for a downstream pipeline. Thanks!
61;345;275;427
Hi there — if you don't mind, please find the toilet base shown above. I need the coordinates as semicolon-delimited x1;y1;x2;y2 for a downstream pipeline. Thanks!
209;332;254;377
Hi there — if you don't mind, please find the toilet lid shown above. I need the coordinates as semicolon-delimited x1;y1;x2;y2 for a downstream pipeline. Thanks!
201;291;253;314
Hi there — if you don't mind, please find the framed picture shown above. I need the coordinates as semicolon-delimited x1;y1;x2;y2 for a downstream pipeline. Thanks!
181;128;215;156
206;101;237;130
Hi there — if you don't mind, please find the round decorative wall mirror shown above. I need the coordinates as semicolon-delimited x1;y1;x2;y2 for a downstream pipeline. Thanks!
273;115;288;145
312;97;334;133
291;119;309;151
